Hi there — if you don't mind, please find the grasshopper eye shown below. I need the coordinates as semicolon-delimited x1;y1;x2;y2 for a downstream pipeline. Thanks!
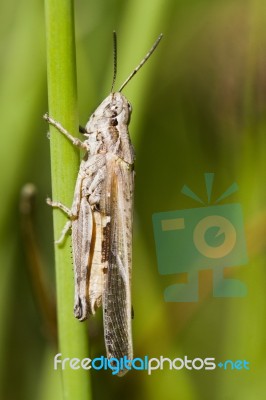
111;103;122;114
104;102;122;117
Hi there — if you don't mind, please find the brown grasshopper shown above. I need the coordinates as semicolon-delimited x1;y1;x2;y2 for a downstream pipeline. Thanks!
44;32;162;376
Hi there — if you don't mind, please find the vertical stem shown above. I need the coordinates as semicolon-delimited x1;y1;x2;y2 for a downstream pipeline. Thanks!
44;1;91;399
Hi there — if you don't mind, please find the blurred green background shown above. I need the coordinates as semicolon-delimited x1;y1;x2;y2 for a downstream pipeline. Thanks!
0;0;266;399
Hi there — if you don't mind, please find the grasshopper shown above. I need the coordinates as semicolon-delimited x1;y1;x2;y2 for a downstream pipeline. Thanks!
44;32;162;376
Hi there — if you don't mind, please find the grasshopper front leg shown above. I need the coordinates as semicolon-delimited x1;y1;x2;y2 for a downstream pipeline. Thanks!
43;113;88;151
44;113;86;245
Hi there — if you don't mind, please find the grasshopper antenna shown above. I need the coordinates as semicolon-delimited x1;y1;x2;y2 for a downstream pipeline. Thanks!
118;33;163;93
111;31;117;92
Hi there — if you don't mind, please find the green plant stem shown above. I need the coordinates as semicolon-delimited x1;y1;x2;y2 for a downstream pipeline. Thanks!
44;1;91;399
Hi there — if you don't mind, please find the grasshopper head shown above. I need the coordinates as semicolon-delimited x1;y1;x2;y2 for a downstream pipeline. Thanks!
85;92;132;135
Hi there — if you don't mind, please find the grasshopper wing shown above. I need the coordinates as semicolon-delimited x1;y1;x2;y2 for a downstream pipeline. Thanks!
102;155;134;376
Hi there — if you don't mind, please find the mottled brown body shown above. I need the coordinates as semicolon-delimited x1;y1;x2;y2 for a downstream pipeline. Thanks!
45;92;134;376
45;32;162;376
